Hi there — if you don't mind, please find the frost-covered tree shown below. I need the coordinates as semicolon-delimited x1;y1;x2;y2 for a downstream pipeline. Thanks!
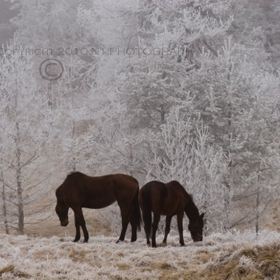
147;108;230;233
0;37;59;234
3;0;280;236
11;0;86;49
76;0;280;233
111;0;234;128
0;114;12;234
191;38;280;230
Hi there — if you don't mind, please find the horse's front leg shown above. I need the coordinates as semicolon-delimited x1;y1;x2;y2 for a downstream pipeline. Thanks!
177;212;185;246
162;215;172;244
73;213;81;242
73;207;89;243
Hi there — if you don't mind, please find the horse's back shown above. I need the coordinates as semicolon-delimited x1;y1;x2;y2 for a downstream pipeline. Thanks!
166;180;186;195
140;181;167;198
139;181;168;212
63;172;137;190
112;173;139;190
140;180;186;215
57;172;139;208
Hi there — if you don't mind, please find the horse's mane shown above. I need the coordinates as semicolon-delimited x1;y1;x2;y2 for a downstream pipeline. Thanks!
168;180;193;198
168;180;197;210
188;193;194;201
66;171;85;180
67;171;75;177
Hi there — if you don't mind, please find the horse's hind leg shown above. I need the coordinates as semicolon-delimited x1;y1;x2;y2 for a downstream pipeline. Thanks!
129;188;141;242
117;205;130;243
162;215;172;245
152;213;160;248
139;192;151;245
130;217;137;242
143;209;152;244
117;218;129;243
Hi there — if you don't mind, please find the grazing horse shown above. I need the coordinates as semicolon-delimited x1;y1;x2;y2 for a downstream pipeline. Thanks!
55;172;141;243
139;180;204;247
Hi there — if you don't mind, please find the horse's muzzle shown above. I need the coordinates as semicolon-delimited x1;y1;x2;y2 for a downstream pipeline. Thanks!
61;219;69;227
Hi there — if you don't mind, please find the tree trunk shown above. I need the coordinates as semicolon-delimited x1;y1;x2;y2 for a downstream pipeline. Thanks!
255;163;261;237
223;101;232;231
0;158;9;234
15;121;24;235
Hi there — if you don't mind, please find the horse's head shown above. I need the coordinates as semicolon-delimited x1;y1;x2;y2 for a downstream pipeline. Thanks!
188;213;204;242
55;199;69;226
55;193;69;227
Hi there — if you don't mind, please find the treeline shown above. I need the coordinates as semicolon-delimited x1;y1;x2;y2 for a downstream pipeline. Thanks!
1;0;280;235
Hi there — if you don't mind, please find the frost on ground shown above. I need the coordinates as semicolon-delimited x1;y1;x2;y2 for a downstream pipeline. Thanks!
1;230;280;280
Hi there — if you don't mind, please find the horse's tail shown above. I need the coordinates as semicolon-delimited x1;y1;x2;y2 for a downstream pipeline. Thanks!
139;185;152;239
132;183;142;231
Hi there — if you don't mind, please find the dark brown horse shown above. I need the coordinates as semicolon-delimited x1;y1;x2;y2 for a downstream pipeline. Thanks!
55;172;141;243
139;180;204;247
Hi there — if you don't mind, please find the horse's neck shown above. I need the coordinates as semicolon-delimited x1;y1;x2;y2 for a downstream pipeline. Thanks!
184;198;199;222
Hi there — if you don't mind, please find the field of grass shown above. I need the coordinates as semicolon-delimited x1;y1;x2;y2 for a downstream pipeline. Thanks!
1;229;280;280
